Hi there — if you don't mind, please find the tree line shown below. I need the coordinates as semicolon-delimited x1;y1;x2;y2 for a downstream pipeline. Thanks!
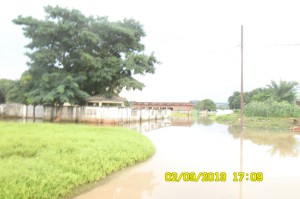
228;80;300;117
228;80;299;109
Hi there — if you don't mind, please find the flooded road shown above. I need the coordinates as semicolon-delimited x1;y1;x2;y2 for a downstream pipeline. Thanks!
2;115;299;198
72;121;300;199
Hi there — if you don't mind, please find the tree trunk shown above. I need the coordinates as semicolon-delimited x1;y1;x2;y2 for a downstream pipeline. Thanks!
25;105;28;122
55;105;63;122
33;104;36;123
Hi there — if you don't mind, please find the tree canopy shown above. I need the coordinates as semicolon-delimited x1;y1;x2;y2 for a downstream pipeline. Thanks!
0;79;16;103
195;99;216;111
228;80;299;109
228;91;241;110
267;80;299;103
13;6;158;106
0;91;4;104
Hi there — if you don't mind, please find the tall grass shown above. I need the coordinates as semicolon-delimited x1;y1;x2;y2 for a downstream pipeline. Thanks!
244;101;300;118
0;122;155;199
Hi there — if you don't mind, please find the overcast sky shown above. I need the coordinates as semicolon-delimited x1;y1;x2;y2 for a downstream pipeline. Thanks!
1;0;300;102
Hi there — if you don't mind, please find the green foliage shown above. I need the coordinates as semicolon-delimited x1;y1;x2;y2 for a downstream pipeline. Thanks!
215;102;229;110
6;82;29;104
251;88;276;102
195;99;216;111
228;91;241;109
26;72;89;105
228;80;299;110
12;6;158;105
212;112;293;130
4;70;38;104
212;112;240;125
267;80;299;103
244;100;300;118
124;100;131;107
228;89;275;110
228;91;255;110
0;91;4;104
0;79;16;103
0;122;155;199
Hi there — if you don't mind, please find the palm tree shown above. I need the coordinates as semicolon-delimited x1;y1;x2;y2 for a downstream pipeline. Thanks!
267;80;299;103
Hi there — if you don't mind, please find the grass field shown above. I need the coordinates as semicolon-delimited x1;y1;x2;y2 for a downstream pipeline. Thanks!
0;122;155;199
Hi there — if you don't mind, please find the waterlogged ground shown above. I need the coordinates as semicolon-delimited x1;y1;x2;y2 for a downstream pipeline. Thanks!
73;120;300;199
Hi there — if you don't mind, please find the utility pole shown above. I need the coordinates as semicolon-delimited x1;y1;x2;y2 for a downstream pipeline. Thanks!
240;25;244;128
239;25;244;199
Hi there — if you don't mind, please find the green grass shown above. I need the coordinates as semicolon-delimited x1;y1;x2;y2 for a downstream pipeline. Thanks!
209;113;239;124
210;112;293;130
0;122;155;199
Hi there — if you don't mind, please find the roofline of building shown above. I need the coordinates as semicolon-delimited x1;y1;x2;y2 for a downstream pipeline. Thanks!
131;102;194;106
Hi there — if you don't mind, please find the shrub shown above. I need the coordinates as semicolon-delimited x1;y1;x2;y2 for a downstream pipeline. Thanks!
244;100;300;118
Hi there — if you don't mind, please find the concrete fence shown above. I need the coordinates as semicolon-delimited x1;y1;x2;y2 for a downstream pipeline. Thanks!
0;104;43;119
0;103;171;124
44;106;171;123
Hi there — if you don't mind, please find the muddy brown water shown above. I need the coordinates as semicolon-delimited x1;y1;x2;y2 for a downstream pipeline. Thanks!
71;121;300;199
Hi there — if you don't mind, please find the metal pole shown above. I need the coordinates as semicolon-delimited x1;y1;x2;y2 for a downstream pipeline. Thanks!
240;25;244;127
239;25;244;199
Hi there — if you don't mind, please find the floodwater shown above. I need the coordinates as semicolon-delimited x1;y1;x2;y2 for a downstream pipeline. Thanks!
72;118;300;199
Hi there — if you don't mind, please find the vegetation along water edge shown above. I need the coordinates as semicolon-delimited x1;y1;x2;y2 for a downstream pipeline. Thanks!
0;122;155;199
209;111;297;131
211;80;300;131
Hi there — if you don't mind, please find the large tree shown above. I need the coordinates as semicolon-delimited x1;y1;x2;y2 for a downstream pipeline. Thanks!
228;91;241;109
195;99;216;111
13;6;158;109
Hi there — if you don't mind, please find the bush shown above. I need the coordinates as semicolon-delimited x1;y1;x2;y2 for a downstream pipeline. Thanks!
244;100;300;118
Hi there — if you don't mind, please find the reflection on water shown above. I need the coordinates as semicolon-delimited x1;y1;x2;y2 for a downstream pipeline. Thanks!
0;117;203;131
0;118;43;123
195;117;214;126
229;125;299;157
123;119;171;133
0;118;172;133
